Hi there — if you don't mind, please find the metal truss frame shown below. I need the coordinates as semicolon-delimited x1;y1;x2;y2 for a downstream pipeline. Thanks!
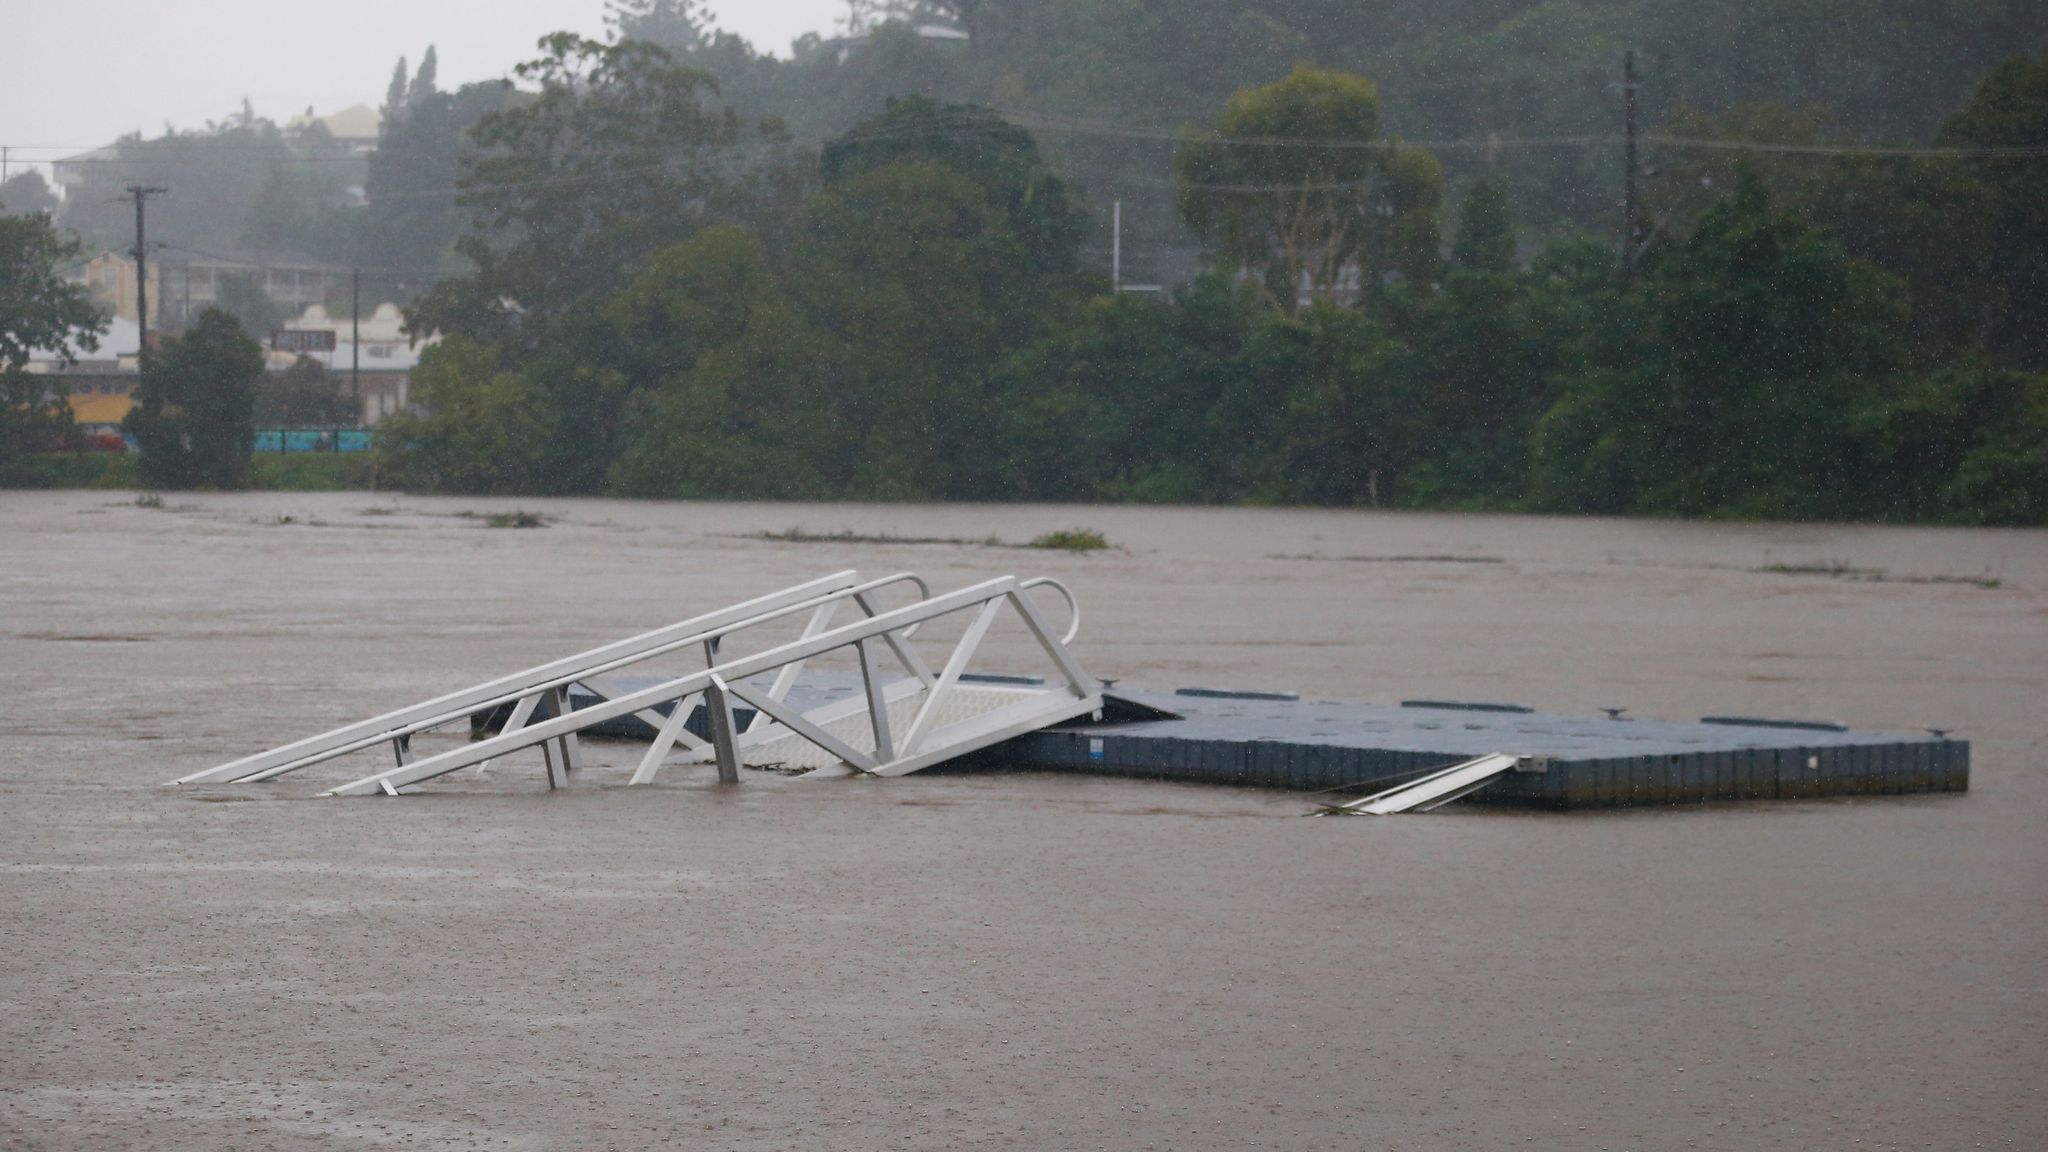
169;572;1100;797
173;570;902;787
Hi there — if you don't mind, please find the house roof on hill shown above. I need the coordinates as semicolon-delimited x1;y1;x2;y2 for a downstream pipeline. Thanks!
289;104;380;141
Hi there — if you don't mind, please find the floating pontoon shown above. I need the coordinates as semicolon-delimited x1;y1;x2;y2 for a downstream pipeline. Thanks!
170;571;1966;810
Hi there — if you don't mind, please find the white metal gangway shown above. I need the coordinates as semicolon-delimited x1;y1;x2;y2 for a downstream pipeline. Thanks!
1316;753;1527;815
168;571;1102;797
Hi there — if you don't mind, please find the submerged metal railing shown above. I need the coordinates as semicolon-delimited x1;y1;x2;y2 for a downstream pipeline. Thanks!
172;570;885;786
169;571;1100;797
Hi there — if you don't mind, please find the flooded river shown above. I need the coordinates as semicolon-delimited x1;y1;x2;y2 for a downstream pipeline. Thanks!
3;490;2043;1149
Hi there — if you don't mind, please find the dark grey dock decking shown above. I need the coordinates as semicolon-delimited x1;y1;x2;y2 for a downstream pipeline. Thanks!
549;676;1967;809
986;688;1968;808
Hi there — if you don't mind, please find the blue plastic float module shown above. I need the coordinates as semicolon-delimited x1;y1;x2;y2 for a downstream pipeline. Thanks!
1000;687;1967;807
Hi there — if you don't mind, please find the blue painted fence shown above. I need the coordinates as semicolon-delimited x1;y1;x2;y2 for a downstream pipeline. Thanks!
255;429;373;454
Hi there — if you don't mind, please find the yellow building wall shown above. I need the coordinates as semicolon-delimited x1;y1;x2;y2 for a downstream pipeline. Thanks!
67;392;135;426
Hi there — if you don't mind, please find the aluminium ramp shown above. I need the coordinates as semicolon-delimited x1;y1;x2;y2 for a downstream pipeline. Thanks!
168;570;877;787
315;574;1101;796
1322;753;1525;815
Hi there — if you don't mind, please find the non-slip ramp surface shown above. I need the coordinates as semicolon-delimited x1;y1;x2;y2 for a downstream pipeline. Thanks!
739;682;1054;775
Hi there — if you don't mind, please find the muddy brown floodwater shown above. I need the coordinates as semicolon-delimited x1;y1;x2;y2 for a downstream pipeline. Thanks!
2;490;2044;1150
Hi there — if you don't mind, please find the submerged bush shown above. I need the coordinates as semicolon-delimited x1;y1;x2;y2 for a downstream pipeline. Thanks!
1029;528;1111;552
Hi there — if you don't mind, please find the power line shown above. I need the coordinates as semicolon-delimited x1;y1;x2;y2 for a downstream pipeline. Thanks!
11;123;2047;176
12;115;2047;240
998;111;2048;159
993;109;1611;152
31;152;372;165
153;241;423;281
1642;134;2048;158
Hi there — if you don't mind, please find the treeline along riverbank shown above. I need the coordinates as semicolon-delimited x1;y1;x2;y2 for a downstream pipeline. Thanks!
7;28;2046;523
364;47;2048;524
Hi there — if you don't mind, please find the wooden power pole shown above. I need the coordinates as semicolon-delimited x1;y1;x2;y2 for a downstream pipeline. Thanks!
351;267;362;424
123;185;168;344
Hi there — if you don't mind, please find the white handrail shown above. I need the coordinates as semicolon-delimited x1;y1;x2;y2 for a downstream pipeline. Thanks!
321;575;1102;797
1019;577;1082;646
171;571;934;786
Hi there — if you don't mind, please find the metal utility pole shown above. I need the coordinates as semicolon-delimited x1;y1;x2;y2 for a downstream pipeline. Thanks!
1621;51;1640;279
1111;200;1122;292
124;185;168;346
350;267;361;424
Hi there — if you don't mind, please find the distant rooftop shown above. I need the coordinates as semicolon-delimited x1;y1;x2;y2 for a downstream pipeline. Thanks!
288;104;380;142
29;315;138;366
53;105;381;186
28;307;429;376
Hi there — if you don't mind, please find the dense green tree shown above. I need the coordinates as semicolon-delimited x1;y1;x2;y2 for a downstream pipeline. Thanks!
584;0;2048;271
1368;144;1448;289
256;356;354;426
823;95;1088;287
1534;173;1909;516
0;212;103;374
375;336;557;493
990;277;1260;502
1451;174;1516;273
607;0;716;51
351;34;2048;525
1391;275;1557;503
1176;65;1376;312
396;98;1092;500
393;35;771;490
1635;0;2045;140
1837;363;2048;524
0;172;60;217
383;55;410;126
788;160;1017;496
1;209;105;480
58;104;358;262
407;35;746;341
409;45;440;103
359;52;515;283
607;228;840;499
1636;101;2003;368
1940;369;2048;524
1237;304;1414;505
1177;65;1442;312
1640;103;1838;238
240;120;357;264
210;273;282;340
1360;0;2047;226
125;309;263;489
1933;53;2048;368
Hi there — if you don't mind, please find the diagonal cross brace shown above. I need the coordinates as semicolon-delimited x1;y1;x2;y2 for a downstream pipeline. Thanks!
174;570;863;785
323;577;1020;796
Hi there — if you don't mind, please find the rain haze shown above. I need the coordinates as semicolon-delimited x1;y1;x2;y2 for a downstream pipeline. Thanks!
3;0;841;151
3;1;2046;1149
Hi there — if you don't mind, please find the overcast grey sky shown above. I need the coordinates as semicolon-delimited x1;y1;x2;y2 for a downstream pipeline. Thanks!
4;1;842;166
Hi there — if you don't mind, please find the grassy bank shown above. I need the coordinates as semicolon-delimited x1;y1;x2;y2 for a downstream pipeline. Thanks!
8;453;378;492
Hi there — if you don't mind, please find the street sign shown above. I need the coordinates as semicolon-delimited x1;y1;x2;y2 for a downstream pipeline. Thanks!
271;329;336;353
